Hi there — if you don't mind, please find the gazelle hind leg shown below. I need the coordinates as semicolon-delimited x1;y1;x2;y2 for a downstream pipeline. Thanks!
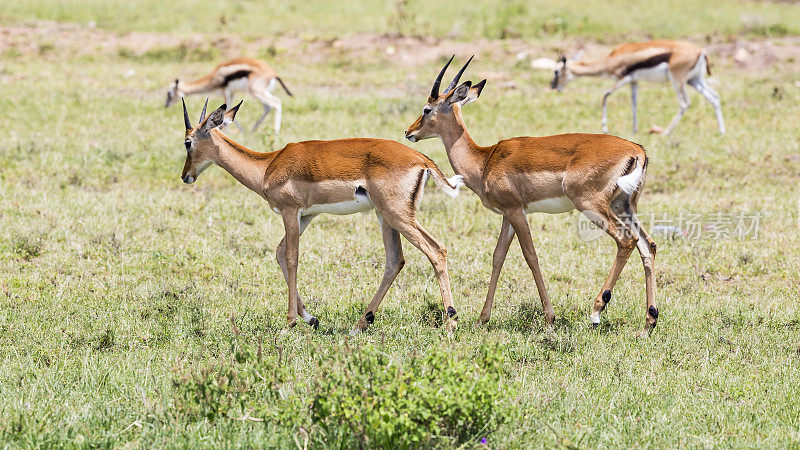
251;88;282;133
352;213;405;333
689;77;726;134
388;216;457;330
478;216;515;325
576;200;638;326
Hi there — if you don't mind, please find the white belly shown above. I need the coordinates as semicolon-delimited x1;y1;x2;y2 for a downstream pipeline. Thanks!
302;197;374;216
630;62;670;82
526;196;575;214
226;77;249;92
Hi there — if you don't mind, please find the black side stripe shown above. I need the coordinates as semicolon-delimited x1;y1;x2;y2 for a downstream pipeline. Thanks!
621;52;671;77
409;170;426;209
220;70;252;87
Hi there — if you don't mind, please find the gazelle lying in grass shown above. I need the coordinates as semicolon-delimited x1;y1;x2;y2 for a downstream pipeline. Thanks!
551;40;725;135
178;99;463;331
406;56;659;335
166;58;292;133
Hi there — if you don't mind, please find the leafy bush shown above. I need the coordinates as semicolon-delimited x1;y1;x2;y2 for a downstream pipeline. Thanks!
310;343;512;448
172;330;300;423
172;324;514;447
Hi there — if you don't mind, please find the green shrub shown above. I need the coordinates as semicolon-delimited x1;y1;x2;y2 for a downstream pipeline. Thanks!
310;343;513;448
172;331;300;423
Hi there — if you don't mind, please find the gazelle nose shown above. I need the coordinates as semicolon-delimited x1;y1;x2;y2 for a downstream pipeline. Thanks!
182;174;194;184
405;131;416;142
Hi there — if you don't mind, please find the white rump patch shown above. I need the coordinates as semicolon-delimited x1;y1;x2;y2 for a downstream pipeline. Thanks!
445;174;465;198
526;196;575;214
616;161;643;195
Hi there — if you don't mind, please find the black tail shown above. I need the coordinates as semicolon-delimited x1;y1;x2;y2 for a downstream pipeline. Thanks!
276;77;293;97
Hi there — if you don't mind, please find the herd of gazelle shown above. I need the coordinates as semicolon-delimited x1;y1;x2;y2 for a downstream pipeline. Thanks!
173;39;724;335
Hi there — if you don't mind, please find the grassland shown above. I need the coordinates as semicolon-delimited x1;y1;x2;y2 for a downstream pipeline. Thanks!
1;0;800;447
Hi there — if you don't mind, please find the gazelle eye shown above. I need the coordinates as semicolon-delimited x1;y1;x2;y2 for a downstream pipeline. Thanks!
184;140;191;151
423;106;432;115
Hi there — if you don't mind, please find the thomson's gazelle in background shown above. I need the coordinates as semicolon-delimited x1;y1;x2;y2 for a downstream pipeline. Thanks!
166;58;292;133
178;99;463;331
406;57;659;335
551;40;725;135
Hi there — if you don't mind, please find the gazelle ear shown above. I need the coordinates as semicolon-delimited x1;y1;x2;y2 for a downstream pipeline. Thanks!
221;100;243;129
199;103;227;134
447;81;472;105
449;80;485;107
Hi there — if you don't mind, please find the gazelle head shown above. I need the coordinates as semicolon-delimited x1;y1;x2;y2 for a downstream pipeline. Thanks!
179;98;242;184
550;55;572;92
405;55;486;142
164;79;181;107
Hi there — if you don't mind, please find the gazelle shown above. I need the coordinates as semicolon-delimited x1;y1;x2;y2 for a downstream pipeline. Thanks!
551;40;725;135
178;99;463;331
165;57;292;133
405;56;659;334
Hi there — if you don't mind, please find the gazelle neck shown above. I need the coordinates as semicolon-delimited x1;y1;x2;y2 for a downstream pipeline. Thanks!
568;58;609;77
437;104;490;192
209;130;275;194
179;76;215;96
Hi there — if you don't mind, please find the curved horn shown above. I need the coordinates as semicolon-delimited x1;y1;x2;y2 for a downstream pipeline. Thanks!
181;98;192;129
198;97;209;123
431;55;454;99
444;55;474;95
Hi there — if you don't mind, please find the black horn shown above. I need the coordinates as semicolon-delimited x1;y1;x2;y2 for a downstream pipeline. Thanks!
431;55;454;99
444;55;474;95
198;97;209;123
181;98;192;129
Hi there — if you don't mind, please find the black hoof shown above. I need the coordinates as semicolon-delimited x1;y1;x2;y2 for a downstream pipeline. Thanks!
592;322;599;329
447;306;457;318
365;311;375;324
602;290;612;304
648;305;659;320
309;317;319;330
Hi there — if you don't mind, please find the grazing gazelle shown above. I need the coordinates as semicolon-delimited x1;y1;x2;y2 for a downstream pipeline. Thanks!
178;99;463;331
406;56;659;335
550;40;725;135
165;57;292;133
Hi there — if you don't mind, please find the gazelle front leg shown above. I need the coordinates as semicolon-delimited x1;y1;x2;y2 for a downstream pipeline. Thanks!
601;75;633;133
663;77;690;135
478;216;515;325
353;214;405;333
280;209;301;327
276;214;319;328
504;209;555;326
630;81;639;133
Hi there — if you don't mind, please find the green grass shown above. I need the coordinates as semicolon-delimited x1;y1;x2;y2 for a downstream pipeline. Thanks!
2;0;800;40
2;1;800;447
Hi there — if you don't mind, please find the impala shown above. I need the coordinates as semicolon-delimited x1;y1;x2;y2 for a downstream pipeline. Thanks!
166;57;292;133
178;99;463;331
551;40;725;135
406;56;659;334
